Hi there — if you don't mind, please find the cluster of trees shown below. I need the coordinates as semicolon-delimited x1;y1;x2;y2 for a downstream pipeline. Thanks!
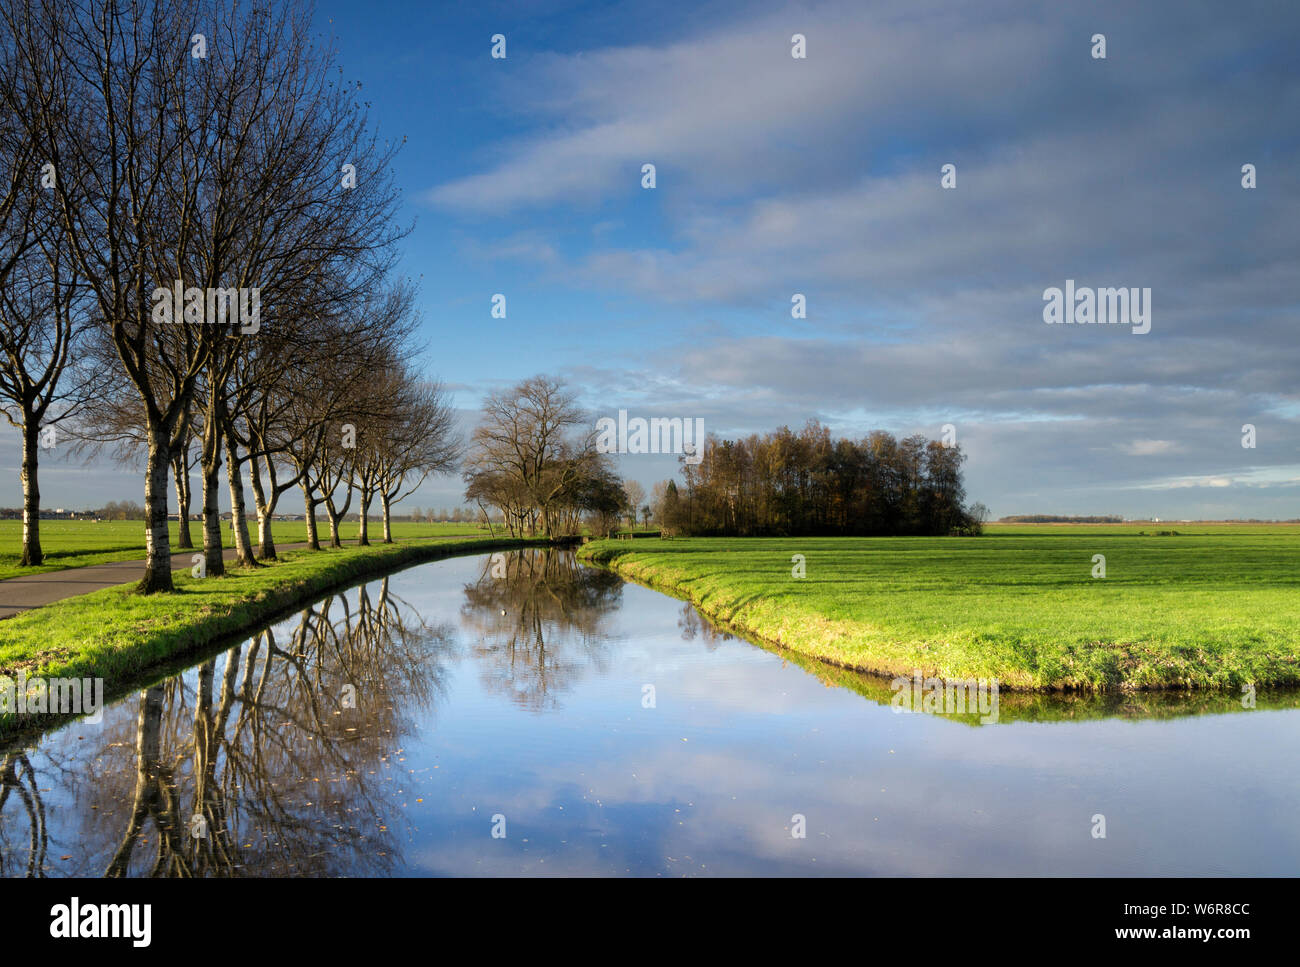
407;506;494;524
0;0;459;589
459;380;987;541
650;421;982;537
96;501;147;522
463;377;625;538
999;515;1122;524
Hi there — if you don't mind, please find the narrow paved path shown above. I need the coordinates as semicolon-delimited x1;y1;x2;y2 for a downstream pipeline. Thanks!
0;540;374;620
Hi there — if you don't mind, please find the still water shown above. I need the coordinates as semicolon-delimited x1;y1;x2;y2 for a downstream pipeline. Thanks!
3;549;1298;876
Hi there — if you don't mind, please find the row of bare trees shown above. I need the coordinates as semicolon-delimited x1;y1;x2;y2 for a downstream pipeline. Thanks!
0;0;459;588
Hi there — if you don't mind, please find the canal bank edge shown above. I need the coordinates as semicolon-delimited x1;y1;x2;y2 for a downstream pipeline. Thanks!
0;537;554;741
576;540;1296;694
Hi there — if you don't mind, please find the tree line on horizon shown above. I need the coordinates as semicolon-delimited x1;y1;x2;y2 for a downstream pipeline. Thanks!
649;421;985;537
456;380;987;540
997;515;1123;524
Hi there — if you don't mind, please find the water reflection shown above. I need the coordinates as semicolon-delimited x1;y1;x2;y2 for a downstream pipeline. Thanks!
2;577;454;877
461;549;623;710
0;752;45;876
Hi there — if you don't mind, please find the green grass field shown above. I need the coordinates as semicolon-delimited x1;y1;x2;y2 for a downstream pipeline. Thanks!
579;527;1300;691
984;522;1300;536
0;518;495;583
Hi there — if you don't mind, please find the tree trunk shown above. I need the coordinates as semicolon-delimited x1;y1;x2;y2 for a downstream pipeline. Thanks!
201;442;225;578
324;483;351;549
19;420;42;566
139;425;175;593
476;500;496;539
172;453;193;550
357;489;371;546
249;452;276;560
256;506;277;560
224;436;258;566
302;485;321;550
380;494;393;543
325;501;342;548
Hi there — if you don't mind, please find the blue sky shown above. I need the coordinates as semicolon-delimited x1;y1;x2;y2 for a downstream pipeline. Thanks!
6;0;1300;518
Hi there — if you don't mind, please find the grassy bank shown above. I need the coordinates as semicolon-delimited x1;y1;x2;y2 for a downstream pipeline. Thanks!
764;638;1300;724
579;534;1300;691
0;519;496;582
0;536;538;737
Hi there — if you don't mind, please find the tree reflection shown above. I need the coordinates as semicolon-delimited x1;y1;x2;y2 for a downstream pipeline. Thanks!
461;549;622;710
677;601;733;650
0;752;47;877
3;554;623;876
0;578;455;877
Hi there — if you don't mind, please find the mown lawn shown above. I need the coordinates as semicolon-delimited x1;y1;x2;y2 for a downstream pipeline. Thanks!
579;530;1300;691
0;518;496;582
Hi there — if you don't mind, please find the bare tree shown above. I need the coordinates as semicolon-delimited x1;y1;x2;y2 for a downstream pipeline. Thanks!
5;0;235;590
315;418;360;549
370;369;462;543
0;18;104;565
0;180;102;565
621;480;645;530
463;376;592;538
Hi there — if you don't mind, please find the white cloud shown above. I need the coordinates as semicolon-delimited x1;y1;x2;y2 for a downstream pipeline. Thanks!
1122;440;1179;456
